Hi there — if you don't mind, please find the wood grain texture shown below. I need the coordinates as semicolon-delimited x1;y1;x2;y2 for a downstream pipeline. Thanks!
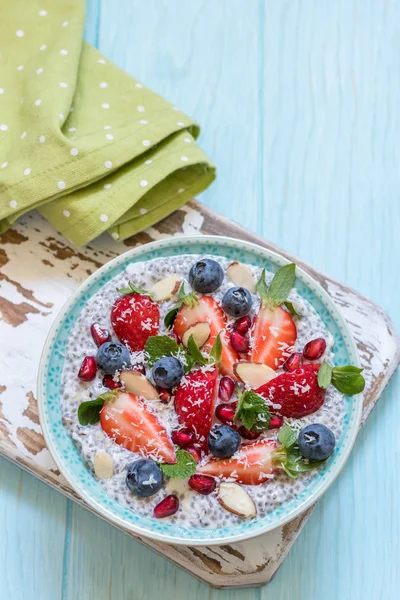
0;198;397;589
1;0;400;599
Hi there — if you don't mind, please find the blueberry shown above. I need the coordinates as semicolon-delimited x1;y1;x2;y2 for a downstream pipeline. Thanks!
126;458;163;497
96;341;131;374
221;286;252;318
152;356;184;389
208;425;241;458
189;258;224;294
298;424;336;461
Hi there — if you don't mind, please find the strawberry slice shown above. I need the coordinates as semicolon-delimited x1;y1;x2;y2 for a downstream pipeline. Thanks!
173;296;239;378
249;305;297;370
174;367;218;450
255;364;325;418
100;390;176;463
198;439;278;485
111;293;160;352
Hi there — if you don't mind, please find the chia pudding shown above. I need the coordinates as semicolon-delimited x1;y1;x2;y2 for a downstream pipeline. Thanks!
60;254;356;528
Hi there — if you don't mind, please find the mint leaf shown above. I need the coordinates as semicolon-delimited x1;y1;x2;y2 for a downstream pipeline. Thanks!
255;269;269;302
281;447;326;478
277;424;298;449
178;282;198;308
234;390;271;432
275;424;328;478
256;264;296;309
266;263;296;308
209;332;222;366
284;300;302;318
163;283;198;329
144;335;194;372
164;306;179;329
331;366;365;395
145;335;180;367
160;449;196;478
187;334;207;365
318;361;333;389
78;392;116;425
116;281;151;297
273;439;326;479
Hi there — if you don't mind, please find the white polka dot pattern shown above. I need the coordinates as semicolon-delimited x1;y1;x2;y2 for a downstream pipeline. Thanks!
0;14;213;249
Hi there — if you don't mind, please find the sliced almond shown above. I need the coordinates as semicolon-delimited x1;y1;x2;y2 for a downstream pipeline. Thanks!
227;262;256;293
94;452;114;479
150;275;181;302
120;370;159;400
233;361;276;388
182;321;211;349
218;482;257;517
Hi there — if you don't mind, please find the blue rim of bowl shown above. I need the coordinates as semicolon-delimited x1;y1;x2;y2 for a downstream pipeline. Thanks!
37;235;363;546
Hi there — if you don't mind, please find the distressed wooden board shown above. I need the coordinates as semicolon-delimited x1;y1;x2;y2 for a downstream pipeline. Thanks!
0;203;399;589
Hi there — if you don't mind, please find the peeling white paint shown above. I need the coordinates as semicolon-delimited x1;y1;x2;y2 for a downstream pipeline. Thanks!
0;209;399;588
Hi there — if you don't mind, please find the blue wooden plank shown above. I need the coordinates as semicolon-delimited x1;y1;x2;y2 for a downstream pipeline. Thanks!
96;0;261;234
0;458;67;600
1;0;399;598
260;1;400;599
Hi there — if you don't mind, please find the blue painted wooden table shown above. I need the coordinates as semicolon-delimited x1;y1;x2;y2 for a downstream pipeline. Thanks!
1;1;399;598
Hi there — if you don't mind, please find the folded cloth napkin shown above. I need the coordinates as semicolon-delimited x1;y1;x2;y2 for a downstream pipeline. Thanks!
0;1;215;246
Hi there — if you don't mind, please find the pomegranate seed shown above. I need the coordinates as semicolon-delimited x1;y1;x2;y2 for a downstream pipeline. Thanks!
78;356;97;381
188;474;216;495
158;388;171;403
238;426;260;440
102;374;122;389
303;338;327;361
215;402;237;425
283;352;303;372
218;376;235;402
171;428;194;448
230;331;249;353
234;315;252;334
90;323;111;347
269;415;283;429
153;495;179;518
185;445;202;463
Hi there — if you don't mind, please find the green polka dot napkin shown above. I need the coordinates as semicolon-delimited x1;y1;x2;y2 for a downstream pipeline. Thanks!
0;1;215;246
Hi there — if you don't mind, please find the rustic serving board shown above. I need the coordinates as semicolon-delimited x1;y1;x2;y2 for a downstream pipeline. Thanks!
0;202;399;589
